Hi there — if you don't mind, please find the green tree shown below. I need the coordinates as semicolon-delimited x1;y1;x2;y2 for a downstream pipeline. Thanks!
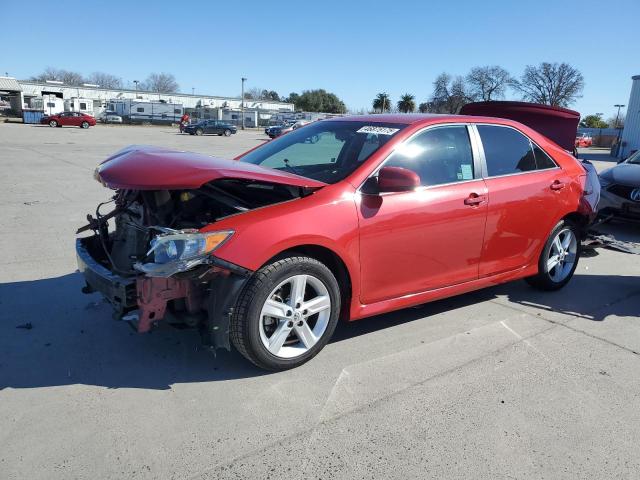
290;89;347;113
418;102;430;113
579;114;608;129
372;93;391;112
397;93;415;113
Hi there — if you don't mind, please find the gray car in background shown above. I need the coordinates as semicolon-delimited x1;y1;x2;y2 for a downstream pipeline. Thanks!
599;150;640;220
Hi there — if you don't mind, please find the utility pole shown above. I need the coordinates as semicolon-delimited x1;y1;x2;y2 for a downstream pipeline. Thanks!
192;87;195;95
133;80;139;98
241;77;247;130
596;112;603;147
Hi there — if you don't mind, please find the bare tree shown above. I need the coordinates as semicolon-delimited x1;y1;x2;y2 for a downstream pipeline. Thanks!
429;73;472;113
142;72;179;93
31;67;85;86
512;62;584;107
87;72;122;89
466;66;512;101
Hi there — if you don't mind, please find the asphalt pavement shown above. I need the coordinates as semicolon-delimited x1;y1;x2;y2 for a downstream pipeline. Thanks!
0;124;638;479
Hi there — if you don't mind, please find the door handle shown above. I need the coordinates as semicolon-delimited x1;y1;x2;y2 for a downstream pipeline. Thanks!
550;180;566;190
464;193;486;206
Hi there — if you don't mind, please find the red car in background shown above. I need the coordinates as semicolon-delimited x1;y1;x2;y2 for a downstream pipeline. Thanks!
77;111;598;370
41;111;96;129
575;133;593;148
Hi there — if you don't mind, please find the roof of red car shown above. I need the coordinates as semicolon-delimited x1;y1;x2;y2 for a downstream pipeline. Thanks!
337;114;458;124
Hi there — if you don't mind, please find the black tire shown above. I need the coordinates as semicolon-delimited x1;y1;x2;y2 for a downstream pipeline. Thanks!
195;128;203;136
223;129;232;137
49;120;57;127
525;219;580;291
230;256;341;371
81;121;89;129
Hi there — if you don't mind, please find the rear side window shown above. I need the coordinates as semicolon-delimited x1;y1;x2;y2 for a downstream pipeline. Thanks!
532;144;557;169
477;125;536;176
384;125;475;187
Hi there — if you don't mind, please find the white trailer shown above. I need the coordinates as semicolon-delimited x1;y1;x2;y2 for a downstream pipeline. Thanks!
30;95;64;115
64;97;94;115
107;99;183;124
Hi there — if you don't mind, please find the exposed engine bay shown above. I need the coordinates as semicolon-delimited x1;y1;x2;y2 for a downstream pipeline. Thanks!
77;178;310;347
79;178;308;275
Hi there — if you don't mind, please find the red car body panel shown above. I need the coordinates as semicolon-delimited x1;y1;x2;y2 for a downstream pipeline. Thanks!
85;113;591;328
96;145;328;190
202;114;590;322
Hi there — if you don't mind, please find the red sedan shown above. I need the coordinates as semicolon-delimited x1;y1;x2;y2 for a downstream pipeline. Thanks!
77;114;597;370
41;111;96;129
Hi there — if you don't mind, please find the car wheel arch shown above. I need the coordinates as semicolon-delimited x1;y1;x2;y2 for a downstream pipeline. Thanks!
260;244;353;321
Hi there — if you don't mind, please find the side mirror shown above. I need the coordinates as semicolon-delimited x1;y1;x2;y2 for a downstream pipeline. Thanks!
377;166;420;193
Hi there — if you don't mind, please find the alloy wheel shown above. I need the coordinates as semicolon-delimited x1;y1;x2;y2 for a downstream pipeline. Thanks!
259;274;331;359
546;228;577;282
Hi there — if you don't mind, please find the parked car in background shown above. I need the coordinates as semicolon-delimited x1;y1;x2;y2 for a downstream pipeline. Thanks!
265;120;310;139
41;112;96;129
99;111;123;124
184;120;237;136
598;149;640;220
575;133;593;148
78;112;597;370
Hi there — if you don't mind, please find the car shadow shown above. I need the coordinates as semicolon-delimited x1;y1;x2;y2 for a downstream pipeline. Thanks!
2;265;638;391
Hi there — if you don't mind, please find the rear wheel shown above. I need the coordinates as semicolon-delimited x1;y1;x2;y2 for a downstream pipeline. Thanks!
49;120;58;127
195;128;203;136
230;256;341;370
223;129;232;137
81;121;89;129
526;220;580;291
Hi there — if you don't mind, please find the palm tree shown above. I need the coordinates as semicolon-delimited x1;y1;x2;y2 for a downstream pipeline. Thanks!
372;92;391;113
397;94;415;113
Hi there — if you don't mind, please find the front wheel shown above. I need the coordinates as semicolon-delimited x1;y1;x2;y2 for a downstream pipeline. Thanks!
49;120;58;127
195;128;203;136
230;256;341;370
81;121;89;129
526;220;580;291
223;129;232;136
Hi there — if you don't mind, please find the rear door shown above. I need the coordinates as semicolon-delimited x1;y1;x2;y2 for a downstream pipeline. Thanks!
473;124;570;276
357;124;488;304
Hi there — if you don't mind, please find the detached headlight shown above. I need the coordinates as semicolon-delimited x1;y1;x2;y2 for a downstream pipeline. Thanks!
134;230;233;277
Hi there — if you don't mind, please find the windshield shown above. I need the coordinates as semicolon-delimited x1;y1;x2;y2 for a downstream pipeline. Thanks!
626;150;640;165
239;120;407;184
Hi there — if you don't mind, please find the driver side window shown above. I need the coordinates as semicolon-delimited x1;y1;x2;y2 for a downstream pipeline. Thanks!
384;125;475;187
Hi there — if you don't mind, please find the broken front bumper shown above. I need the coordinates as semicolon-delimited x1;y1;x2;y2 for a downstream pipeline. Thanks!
75;237;252;349
76;238;137;314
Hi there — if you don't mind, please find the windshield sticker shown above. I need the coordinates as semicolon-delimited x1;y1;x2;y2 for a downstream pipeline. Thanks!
357;126;400;135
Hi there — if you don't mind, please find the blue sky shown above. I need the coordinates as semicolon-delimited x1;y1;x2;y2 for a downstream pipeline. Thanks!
2;0;637;120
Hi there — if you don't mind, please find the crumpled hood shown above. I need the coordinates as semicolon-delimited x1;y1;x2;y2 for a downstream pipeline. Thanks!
95;145;327;190
600;163;640;186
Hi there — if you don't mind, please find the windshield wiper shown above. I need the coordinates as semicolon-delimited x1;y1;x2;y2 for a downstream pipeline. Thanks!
282;158;302;175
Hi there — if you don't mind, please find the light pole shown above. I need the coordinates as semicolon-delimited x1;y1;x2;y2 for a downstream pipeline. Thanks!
192;87;195;95
133;80;139;98
241;77;247;130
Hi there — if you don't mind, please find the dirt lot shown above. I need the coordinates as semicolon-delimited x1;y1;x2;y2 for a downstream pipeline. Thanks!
1;124;639;479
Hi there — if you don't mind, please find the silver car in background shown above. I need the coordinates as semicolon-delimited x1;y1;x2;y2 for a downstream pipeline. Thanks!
599;150;640;220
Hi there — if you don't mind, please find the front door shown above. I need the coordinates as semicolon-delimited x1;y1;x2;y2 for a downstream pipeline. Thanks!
357;125;488;305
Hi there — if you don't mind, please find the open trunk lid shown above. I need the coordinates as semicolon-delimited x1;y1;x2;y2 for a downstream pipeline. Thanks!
95;145;327;190
460;101;580;151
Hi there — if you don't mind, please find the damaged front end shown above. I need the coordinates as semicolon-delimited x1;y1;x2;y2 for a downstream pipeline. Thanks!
76;177;310;349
